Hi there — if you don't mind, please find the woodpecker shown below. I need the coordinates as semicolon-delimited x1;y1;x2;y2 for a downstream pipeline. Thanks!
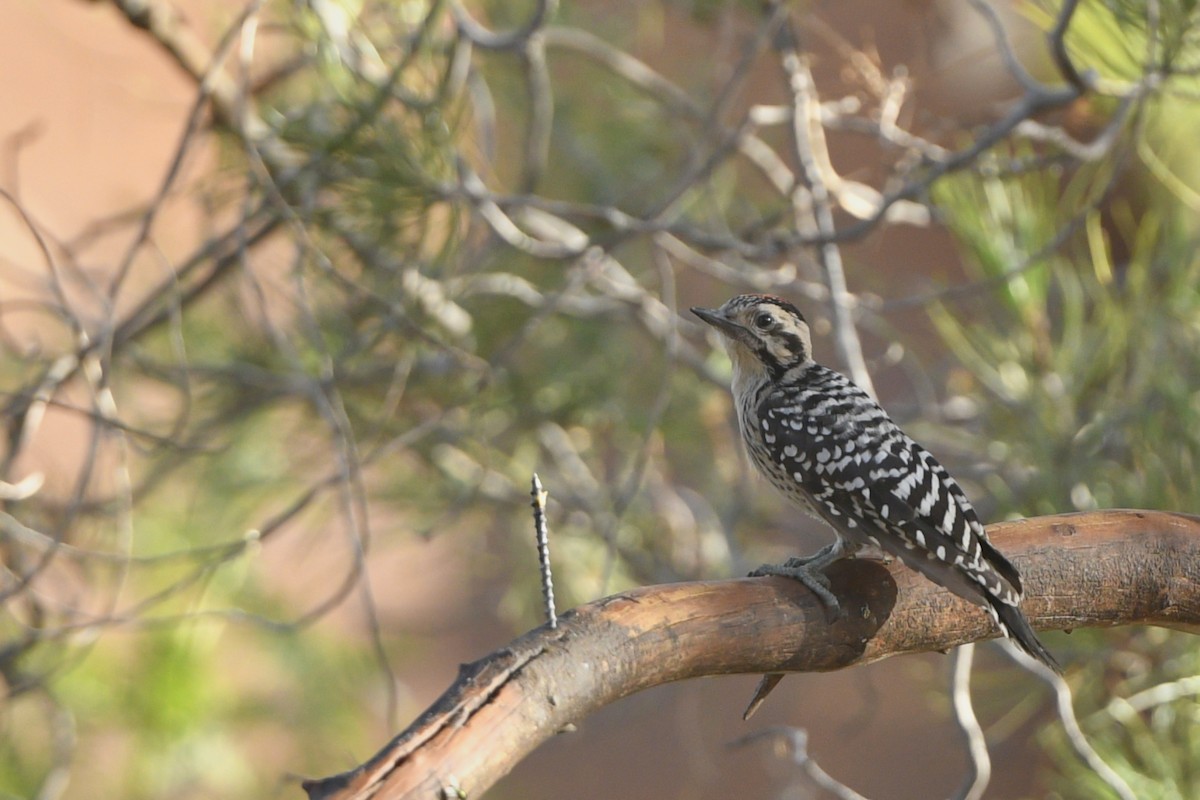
692;293;1058;670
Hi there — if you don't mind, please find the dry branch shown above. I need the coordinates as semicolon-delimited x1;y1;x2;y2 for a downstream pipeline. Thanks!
303;509;1200;800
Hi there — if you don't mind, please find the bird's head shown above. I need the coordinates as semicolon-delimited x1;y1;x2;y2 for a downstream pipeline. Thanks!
691;294;814;382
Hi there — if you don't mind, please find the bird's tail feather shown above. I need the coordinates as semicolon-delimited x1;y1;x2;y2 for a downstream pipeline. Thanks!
987;599;1060;673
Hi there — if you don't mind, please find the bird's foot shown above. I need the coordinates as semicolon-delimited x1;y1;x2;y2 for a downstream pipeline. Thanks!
750;558;841;619
749;540;853;620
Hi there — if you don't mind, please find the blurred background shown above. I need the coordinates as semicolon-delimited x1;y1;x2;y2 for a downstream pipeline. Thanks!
3;0;1200;798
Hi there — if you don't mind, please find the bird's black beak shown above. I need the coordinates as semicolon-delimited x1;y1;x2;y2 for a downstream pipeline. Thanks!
691;306;753;345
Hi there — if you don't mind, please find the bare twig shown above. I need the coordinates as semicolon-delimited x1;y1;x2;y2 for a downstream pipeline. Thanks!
530;473;557;629
451;0;556;51
731;727;870;800
1047;0;1090;93
776;15;875;395
1003;642;1137;800
950;644;990;800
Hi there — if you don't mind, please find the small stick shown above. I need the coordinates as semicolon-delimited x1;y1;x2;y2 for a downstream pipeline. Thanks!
742;672;786;720
531;473;557;628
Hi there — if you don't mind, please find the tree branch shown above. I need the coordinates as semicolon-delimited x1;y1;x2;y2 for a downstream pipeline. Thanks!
303;510;1200;799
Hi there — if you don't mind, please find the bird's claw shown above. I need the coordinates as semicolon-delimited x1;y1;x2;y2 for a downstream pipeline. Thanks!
749;559;843;621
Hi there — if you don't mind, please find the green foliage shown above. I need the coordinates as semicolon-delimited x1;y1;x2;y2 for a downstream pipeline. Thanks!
931;5;1200;791
1027;0;1200;87
933;165;1200;515
1027;0;1200;214
1042;630;1200;799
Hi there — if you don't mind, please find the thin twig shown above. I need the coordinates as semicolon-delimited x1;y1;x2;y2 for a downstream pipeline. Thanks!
731;726;870;800
1047;0;1089;93
531;473;557;629
776;13;875;396
1002;641;1137;800
950;644;990;800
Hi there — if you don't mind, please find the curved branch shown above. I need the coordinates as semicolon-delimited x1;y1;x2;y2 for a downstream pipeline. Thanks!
303;510;1200;800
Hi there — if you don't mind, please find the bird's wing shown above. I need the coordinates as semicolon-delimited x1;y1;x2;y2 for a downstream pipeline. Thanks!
758;389;1023;605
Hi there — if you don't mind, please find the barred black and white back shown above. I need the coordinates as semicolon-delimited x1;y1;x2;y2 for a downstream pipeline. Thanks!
692;293;1058;670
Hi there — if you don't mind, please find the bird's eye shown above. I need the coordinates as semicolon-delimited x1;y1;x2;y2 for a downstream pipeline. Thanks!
753;312;776;331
